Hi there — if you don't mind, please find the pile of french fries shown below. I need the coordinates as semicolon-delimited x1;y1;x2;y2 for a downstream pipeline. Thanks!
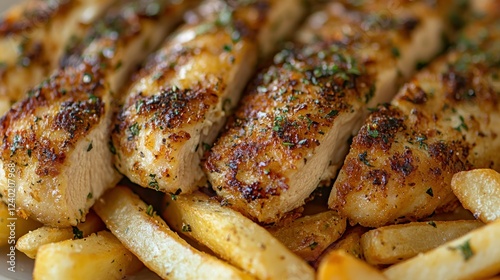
1;1;500;280
0;168;498;279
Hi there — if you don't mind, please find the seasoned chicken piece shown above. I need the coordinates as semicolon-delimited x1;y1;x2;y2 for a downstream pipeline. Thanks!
0;0;195;227
0;0;117;115
329;18;500;227
205;1;449;224
112;0;304;194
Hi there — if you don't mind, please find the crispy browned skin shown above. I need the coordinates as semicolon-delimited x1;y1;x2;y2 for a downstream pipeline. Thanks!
329;18;500;227
0;0;194;227
112;0;304;194
205;0;448;224
0;0;117;115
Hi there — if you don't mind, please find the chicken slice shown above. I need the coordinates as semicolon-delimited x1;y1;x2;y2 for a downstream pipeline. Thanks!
205;0;449;224
329;18;500;227
112;0;305;194
0;0;195;227
0;0;117;115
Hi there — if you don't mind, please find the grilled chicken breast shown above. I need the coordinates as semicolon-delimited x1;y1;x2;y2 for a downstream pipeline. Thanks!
0;0;194;227
205;0;449;224
329;18;500;227
0;0;117;115
112;0;304;194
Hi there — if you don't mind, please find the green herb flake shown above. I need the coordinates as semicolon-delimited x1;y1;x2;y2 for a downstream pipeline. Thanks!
87;192;93;199
145;205;154;216
282;142;294;147
223;44;232;52
326;110;339;118
427;221;437;228
367;125;379;138
27;149;32;157
87;141;93;152
129;123;140;137
181;223;192;232
309;241;318;250
72;226;84;239
391;47;400;58
426;187;434;197
358;151;372;166
449;239;474;261
454;115;468;132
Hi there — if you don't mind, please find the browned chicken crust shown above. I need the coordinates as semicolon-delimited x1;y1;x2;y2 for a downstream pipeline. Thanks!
205;0;448;223
329;18;500;227
0;0;194;227
112;0;304;194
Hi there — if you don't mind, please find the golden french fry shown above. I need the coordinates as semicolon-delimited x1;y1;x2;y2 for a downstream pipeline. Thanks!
361;220;484;265
384;219;500;280
94;186;252;280
162;191;315;280
0;201;41;247
16;211;105;258
317;250;387;280
33;231;143;280
451;169;500;223
268;211;346;262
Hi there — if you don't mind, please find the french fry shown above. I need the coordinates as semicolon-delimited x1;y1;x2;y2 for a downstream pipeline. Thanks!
0;201;41;247
33;231;143;280
268;211;346;262
16;211;105;258
162;191;315;280
361;220;484;265
451;169;500;223
317;250;387;280
384;219;500;280
94;186;252;280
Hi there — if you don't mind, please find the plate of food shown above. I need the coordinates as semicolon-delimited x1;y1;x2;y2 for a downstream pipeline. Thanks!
0;0;499;279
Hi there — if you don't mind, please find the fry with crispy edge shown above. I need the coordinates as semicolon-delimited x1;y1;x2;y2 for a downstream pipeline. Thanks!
268;211;346;262
361;220;484;265
317;250;387;280
451;169;500;223
384;219;500;280
33;231;143;280
16;211;105;259
162;191;315;280
94;186;253;280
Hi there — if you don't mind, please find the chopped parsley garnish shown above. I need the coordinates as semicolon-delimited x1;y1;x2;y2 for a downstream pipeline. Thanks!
454;115;468;132
282;142;294;147
391;47;400;58
181;224;192;232
449;239;474;261
223;44;232;52
309;241;318;250
72;227;84;239
87;192;93;199
109;141;117;154
427;221;437;228
358;151;372;166
87;141;93;152
327;110;339;118
145;205;154;216
129;123;140;137
367;125;379;138
426;187;434;197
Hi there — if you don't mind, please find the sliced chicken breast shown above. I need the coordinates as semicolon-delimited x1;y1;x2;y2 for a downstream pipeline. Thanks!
0;0;195;227
0;0;117;115
329;18;500;227
112;0;305;194
205;0;449;224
